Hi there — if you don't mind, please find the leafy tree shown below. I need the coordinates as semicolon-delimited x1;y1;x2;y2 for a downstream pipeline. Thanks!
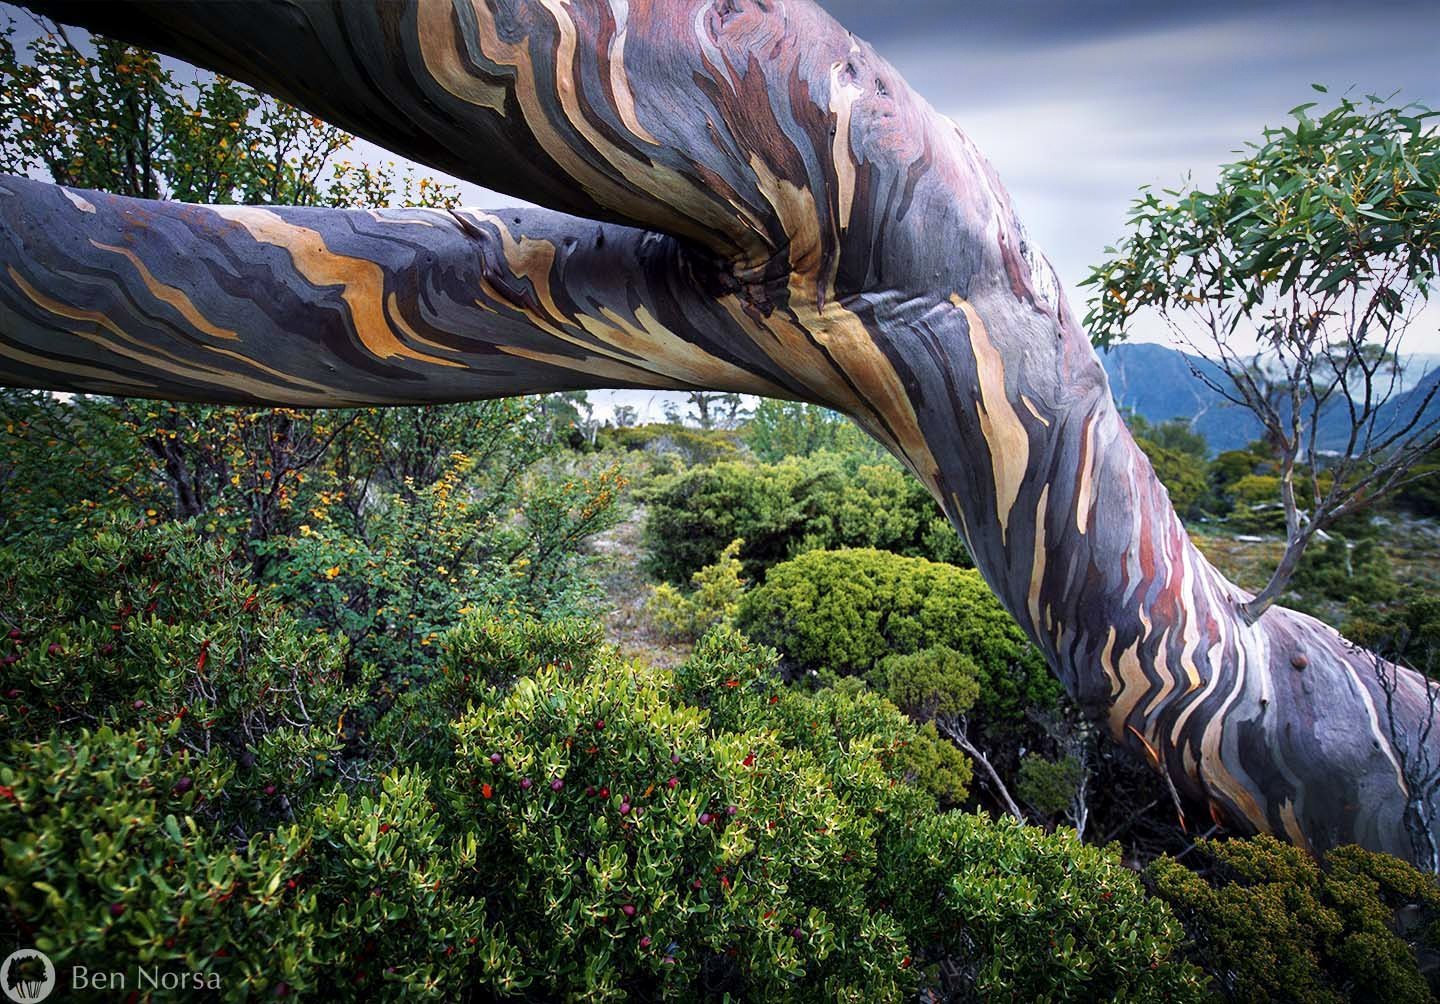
1086;90;1440;619
744;400;881;462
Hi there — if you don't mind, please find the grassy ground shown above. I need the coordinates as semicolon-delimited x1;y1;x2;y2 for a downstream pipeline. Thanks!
586;503;692;668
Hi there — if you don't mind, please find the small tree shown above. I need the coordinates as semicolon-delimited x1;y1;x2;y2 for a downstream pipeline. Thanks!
1086;90;1440;619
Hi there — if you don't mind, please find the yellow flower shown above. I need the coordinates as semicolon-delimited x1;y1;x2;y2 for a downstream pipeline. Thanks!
324;566;340;580
299;525;312;536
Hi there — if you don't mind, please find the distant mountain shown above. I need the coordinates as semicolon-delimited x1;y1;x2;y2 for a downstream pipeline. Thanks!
1100;343;1440;456
1099;343;1263;454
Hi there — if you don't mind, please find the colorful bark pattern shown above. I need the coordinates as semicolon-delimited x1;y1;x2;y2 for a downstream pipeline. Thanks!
1;0;1432;862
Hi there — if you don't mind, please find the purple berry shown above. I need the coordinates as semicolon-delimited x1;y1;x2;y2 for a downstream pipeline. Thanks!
109;902;126;918
585;785;596;797
551;778;564;792
621;904;636;918
490;752;502;765
791;927;804;940
619;802;631;815
264;784;277;796
173;776;193;794
640;935;652;948
666;776;678;789
671;753;680;764
726;805;738;816
520;777;533;790
698;813;711;826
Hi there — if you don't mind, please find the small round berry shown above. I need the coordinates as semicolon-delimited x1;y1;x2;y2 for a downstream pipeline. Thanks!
489;752;502;765
551;778;564;792
520;777;533;790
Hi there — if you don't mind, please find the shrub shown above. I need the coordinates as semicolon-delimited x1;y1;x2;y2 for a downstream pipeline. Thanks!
736;549;1057;723
1148;835;1440;1004
645;538;748;642
1292;535;1398;607
0;520;360;829
0;522;1204;1002
642;454;968;586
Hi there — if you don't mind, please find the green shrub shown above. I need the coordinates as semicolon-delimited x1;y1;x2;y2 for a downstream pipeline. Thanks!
1292;535;1398;607
646;538;748;642
1016;753;1086;818
1148;835;1440;1004
0;520;360;829
642;454;968;586
736;549;1057;723
0;567;1210;1004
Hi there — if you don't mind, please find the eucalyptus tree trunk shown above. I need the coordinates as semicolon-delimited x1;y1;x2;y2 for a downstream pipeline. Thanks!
1;0;1434;864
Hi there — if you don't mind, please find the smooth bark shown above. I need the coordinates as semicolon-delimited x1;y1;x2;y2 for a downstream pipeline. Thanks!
1;0;1435;864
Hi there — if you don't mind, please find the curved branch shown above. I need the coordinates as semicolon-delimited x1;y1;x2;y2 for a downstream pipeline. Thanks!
3;0;1437;866
0;175;793;404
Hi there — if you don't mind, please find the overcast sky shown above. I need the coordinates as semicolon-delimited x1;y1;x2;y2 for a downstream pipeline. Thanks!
5;1;1439;419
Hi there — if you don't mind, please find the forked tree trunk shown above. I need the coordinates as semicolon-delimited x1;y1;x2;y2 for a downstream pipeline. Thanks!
1;0;1434;864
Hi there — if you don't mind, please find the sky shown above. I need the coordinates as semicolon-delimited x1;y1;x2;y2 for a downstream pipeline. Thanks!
4;0;1439;421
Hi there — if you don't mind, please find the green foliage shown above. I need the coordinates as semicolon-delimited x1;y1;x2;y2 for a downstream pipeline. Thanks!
867;646;982;723
0;521;360;827
1148;835;1440;1004
1136;437;1210;517
1016;754;1086;818
743;400;881;463
0;571;1207;1002
643;454;968;586
1346;594;1440;672
884;814;1207;1001
646;538;748;642
1292;535;1398;606
1085;91;1440;348
737;549;1057;723
597;422;741;467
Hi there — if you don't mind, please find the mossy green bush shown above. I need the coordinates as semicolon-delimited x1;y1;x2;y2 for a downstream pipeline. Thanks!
1148;835;1440;1004
735;548;1057;723
642;454;968;586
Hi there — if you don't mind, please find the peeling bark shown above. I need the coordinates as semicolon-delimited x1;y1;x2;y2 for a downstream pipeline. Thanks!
0;0;1434;863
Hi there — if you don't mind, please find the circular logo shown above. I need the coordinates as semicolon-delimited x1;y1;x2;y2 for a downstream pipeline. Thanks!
1;950;55;1003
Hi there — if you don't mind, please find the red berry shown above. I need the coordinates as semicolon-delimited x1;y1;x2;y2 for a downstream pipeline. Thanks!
621;904;636;918
599;787;610;799
7;628;19;640
110;902;126;918
640;935;652;948
380;823;392;834
264;784;277;796
666;776;678;789
594;718;605;731
46;642;61;656
520;777;533;790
